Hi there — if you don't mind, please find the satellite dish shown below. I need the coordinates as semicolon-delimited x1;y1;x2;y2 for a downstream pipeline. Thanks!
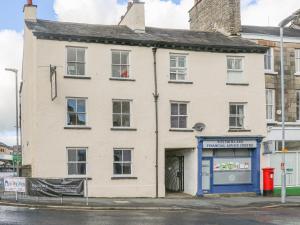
193;123;206;132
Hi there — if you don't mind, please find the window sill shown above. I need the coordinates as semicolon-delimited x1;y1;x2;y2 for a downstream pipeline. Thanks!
111;176;137;180
264;71;278;75
64;76;91;80
226;82;249;86
111;127;137;131
295;73;300;76
168;81;193;84
64;126;92;130
228;129;251;132
109;78;136;82
169;129;194;132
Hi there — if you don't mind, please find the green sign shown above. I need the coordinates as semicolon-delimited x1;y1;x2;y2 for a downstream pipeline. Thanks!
13;154;22;164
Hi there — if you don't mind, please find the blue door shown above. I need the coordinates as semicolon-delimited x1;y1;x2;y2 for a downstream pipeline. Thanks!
202;157;213;193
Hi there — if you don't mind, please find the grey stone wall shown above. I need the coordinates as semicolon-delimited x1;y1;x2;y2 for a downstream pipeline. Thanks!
189;0;241;36
261;40;300;122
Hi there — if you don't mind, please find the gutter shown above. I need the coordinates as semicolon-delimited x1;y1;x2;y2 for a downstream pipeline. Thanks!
152;47;159;198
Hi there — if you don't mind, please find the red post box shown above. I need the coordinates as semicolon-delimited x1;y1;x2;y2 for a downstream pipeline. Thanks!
262;168;275;196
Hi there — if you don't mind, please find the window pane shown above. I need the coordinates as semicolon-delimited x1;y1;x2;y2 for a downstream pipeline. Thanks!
237;105;244;115
113;102;121;113
179;116;187;128
178;56;186;67
68;150;77;162
235;59;242;70
171;116;178;128
112;52;120;65
77;163;86;175
123;150;131;161
67;99;76;112
67;63;77;75
120;65;129;78
237;117;244;128
179;104;187;115
68;113;77;125
67;48;76;62
77;150;86;161
77;48;85;62
77;113;86;125
114;150;122;161
114;163;122;174
122;101;130;113
229;117;236;127
113;114;121;127
171;103;178;115
170;56;176;67
122;114;130;127
68;163;76;175
123;163;131;174
121;52;129;65
230;105;236;115
112;65;120;77
227;58;234;69
76;63;85;75
170;73;176;80
177;73;186;80
77;100;86;113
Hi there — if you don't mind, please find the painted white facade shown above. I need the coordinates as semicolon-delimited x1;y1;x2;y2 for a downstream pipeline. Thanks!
21;3;267;197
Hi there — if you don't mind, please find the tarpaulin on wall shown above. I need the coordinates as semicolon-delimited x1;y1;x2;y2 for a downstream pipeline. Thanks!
27;178;84;197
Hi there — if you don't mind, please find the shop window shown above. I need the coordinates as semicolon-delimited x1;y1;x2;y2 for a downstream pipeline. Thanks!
276;141;300;151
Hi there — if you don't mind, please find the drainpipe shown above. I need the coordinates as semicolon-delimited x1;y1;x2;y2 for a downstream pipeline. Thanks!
152;47;159;198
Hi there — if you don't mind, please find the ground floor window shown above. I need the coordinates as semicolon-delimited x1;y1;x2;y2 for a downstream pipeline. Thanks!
67;148;87;175
213;149;252;185
113;149;132;175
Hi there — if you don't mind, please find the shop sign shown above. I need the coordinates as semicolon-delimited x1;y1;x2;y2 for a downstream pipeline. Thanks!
203;140;257;149
4;177;26;193
27;178;84;197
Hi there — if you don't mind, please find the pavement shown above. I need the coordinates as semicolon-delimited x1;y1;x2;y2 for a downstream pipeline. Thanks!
1;192;300;211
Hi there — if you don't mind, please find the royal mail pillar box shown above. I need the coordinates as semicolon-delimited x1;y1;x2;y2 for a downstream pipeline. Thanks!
262;168;274;196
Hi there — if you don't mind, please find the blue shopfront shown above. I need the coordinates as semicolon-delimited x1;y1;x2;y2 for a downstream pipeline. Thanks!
196;136;263;196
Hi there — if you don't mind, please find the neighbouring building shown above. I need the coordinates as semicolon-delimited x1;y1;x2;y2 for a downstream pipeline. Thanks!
21;0;266;197
0;142;13;173
241;14;300;193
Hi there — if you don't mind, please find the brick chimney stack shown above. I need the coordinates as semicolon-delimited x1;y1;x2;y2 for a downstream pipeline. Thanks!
189;0;241;36
23;0;37;21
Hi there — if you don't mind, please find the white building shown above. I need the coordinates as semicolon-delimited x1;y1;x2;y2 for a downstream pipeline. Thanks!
21;0;267;197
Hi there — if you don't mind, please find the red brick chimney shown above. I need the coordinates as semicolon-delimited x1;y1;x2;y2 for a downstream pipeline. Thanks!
27;0;33;5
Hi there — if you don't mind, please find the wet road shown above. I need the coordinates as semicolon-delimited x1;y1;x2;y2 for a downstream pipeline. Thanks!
0;205;300;225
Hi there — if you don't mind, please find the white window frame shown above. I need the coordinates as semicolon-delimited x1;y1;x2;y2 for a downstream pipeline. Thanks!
66;97;88;127
66;46;86;76
226;56;245;84
297;90;300;121
295;49;300;75
264;48;274;73
67;147;87;177
266;89;275;122
113;148;133;176
112;99;132;128
169;54;188;81
170;101;188;129
229;103;245;130
111;50;130;79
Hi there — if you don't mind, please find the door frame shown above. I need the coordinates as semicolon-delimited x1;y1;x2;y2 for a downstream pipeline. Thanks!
202;157;213;194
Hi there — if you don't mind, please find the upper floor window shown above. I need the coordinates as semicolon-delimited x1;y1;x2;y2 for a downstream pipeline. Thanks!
264;48;274;72
67;147;86;175
171;102;187;129
67;98;87;126
295;49;300;75
67;47;85;76
113;100;131;127
227;56;244;84
170;54;187;81
112;50;130;78
297;91;300;121
113;149;132;175
266;89;275;121
229;103;245;129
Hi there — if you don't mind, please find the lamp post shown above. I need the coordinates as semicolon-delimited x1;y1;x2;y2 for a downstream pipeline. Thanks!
278;9;300;204
5;68;19;177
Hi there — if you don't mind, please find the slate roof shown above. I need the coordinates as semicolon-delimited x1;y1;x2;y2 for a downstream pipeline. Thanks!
242;25;300;38
26;19;266;53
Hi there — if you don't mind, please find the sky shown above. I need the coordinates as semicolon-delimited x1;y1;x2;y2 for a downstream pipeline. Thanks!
0;0;300;146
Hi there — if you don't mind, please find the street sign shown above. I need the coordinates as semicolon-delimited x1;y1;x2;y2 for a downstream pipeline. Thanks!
13;154;22;164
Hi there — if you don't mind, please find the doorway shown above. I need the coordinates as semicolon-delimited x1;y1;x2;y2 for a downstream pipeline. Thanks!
202;158;212;193
165;156;184;192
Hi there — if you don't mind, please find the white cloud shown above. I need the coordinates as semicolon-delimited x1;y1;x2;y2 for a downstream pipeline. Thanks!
0;30;23;146
54;0;300;28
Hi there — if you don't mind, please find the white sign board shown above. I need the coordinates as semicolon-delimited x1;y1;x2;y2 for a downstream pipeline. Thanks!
4;177;26;193
203;140;257;149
